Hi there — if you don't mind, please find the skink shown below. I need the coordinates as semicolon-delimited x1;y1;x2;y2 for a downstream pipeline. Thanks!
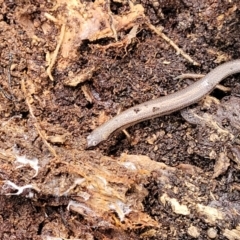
87;60;240;147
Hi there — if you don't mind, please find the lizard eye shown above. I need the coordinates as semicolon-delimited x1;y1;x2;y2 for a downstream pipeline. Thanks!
87;135;98;148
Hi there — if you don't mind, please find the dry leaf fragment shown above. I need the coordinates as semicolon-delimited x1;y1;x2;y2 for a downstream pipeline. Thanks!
159;193;190;215
187;225;200;238
64;66;96;87
223;225;240;240
212;152;230;178
81;85;93;103
46;134;67;144
196;204;223;224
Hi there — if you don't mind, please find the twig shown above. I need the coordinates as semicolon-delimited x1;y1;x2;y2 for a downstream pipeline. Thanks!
146;22;200;66
46;23;66;81
7;53;17;101
0;86;12;100
0;53;16;101
21;77;57;157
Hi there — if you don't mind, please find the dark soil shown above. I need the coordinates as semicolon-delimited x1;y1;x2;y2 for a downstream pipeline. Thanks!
0;0;240;239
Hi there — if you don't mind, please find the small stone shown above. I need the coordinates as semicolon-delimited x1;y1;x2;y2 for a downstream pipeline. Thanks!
207;228;217;238
187;225;200;238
